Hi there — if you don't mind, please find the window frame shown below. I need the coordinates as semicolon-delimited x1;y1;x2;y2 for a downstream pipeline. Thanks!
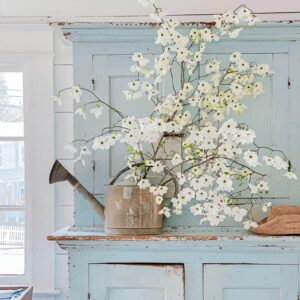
0;50;55;300
0;63;31;283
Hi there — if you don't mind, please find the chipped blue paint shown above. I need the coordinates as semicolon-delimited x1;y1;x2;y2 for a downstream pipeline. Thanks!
50;226;300;300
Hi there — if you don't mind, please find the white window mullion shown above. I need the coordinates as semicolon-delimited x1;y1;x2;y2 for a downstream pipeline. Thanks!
0;137;24;141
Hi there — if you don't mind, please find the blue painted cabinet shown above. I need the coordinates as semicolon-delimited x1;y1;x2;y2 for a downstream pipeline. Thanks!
89;264;184;299
89;263;298;300
204;264;298;300
52;23;300;300
50;228;300;300
68;24;300;228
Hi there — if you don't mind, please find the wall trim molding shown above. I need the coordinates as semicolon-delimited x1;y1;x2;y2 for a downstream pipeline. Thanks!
61;23;300;43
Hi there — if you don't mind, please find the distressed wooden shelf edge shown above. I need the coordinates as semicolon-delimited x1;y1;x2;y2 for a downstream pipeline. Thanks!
48;226;300;245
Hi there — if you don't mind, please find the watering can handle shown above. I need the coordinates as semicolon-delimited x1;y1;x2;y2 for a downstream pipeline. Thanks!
109;163;179;196
109;162;147;185
109;166;131;185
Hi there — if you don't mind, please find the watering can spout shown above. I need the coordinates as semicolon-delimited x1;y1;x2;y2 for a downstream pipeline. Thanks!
49;160;105;221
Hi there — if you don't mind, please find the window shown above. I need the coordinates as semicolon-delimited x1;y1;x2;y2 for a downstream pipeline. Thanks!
0;143;17;169
0;27;55;294
0;71;25;275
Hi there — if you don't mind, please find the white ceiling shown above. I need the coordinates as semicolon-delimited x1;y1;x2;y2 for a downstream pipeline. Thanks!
0;0;300;23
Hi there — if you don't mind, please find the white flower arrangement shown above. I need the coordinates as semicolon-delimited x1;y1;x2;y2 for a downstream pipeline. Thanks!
56;1;297;228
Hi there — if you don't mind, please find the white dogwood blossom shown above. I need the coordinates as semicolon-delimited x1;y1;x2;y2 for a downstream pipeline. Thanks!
243;150;260;167
151;161;165;173
262;201;272;213
172;153;182;165
75;106;86;119
150;185;168;196
74;145;91;166
138;179;151;189
244;220;258;230
56;2;297;229
90;104;103;118
159;207;171;217
284;172;298;180
71;85;81;102
53;94;62;106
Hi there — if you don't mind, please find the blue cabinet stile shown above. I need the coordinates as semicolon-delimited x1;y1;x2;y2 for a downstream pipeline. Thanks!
51;23;300;300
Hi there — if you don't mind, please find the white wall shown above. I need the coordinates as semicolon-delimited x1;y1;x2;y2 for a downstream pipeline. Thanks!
53;34;74;300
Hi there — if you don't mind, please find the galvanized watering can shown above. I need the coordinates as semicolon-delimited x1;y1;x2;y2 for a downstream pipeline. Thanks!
49;160;163;234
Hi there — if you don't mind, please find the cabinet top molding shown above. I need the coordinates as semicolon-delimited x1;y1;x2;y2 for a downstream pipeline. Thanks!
59;22;300;42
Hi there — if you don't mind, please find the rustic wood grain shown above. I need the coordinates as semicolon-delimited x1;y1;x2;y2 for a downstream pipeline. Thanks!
104;185;163;234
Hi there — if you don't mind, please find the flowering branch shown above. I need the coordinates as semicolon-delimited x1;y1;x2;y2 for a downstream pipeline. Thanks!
55;86;125;118
56;0;297;229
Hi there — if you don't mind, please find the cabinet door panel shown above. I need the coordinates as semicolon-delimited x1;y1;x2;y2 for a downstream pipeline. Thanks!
204;264;298;300
108;288;164;300
223;288;280;300
89;264;184;300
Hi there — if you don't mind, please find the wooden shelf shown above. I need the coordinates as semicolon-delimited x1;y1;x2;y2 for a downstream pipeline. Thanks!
48;226;300;242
